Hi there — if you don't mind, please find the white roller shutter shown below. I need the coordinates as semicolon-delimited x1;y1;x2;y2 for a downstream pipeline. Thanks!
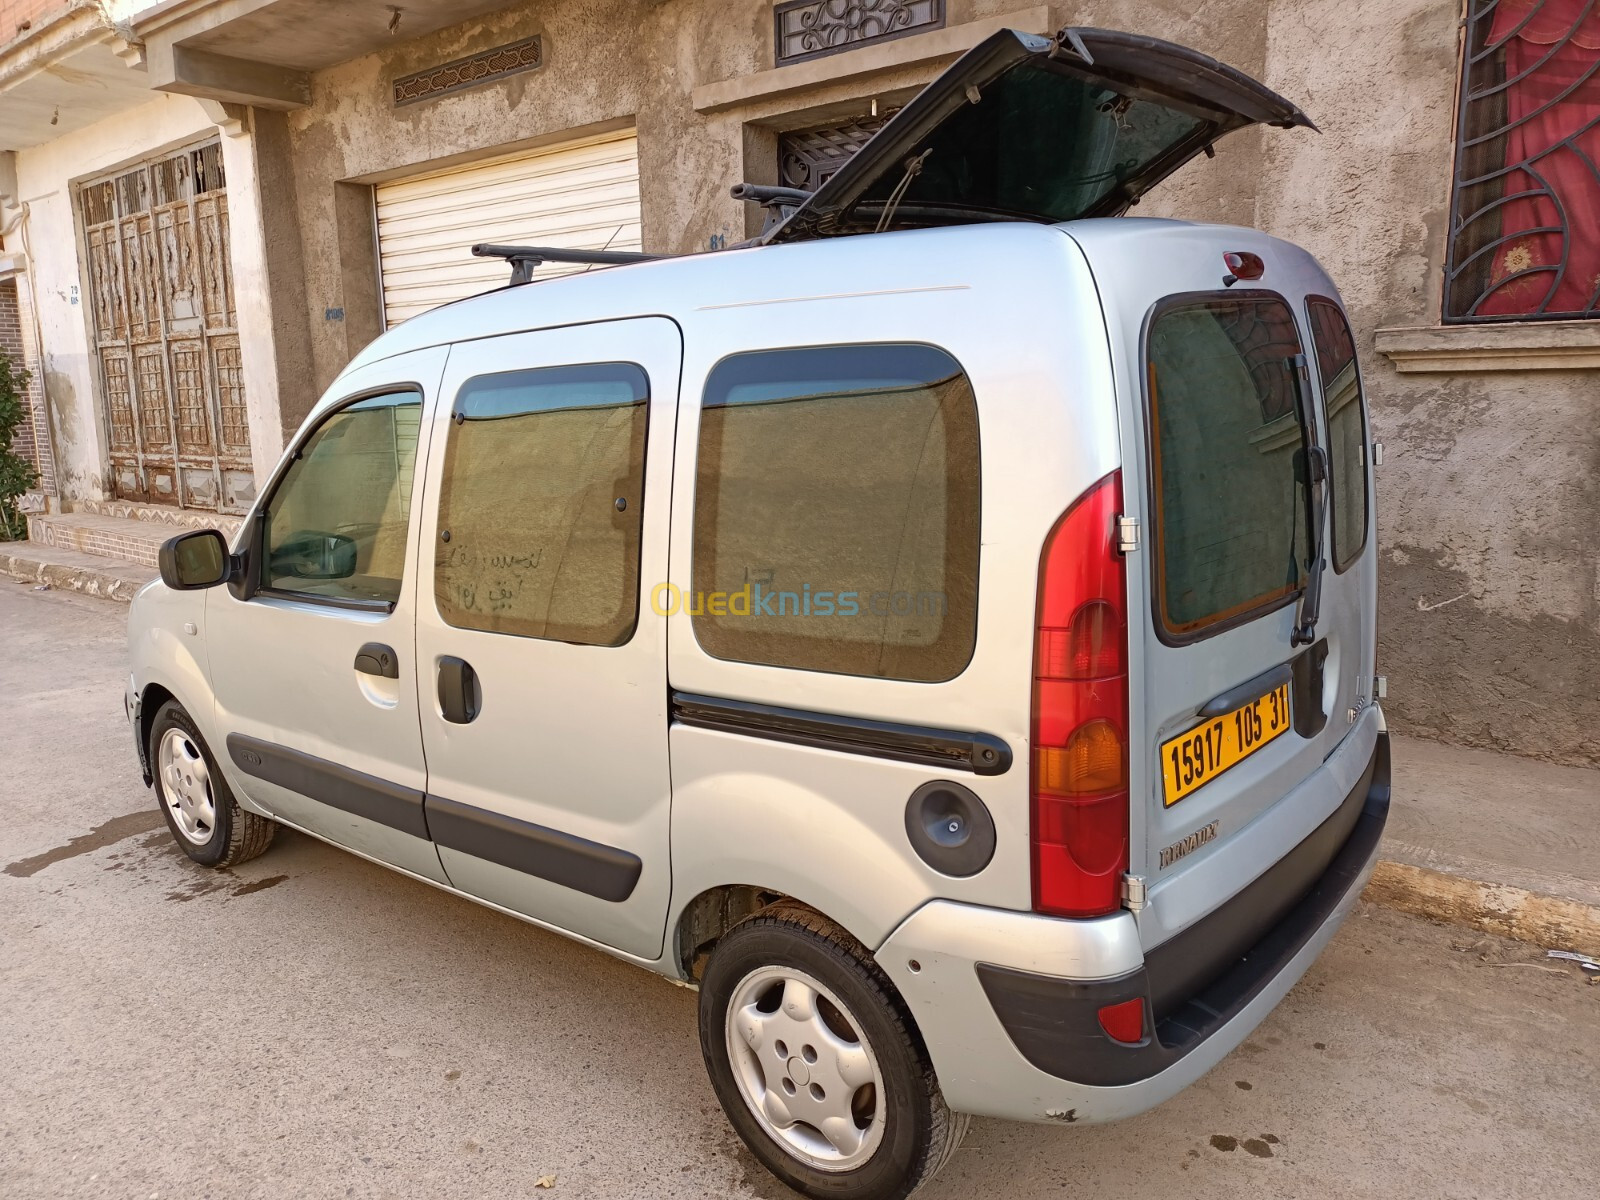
374;130;642;327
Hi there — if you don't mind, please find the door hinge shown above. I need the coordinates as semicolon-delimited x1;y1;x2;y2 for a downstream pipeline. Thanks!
1375;674;1389;700
1367;441;1385;467
1121;873;1148;913
1116;515;1140;554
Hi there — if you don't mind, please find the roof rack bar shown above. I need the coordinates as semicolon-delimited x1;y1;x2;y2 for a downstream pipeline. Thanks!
730;183;813;208
471;242;664;286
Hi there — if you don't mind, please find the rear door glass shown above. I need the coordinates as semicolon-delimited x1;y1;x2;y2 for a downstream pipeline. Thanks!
691;344;981;682
1307;298;1370;572
435;364;649;647
1146;295;1311;640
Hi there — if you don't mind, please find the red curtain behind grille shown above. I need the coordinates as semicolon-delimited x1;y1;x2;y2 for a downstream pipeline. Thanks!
1478;0;1600;317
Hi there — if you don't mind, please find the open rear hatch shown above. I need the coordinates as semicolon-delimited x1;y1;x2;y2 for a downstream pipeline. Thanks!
763;26;1314;243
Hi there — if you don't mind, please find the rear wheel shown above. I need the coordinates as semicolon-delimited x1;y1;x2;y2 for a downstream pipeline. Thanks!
699;904;967;1200
150;700;276;868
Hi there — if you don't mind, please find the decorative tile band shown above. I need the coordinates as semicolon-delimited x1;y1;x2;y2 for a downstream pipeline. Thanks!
393;36;544;106
774;0;944;66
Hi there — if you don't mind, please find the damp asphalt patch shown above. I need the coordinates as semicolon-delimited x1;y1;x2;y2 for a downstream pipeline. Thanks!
231;874;289;897
3;809;164;878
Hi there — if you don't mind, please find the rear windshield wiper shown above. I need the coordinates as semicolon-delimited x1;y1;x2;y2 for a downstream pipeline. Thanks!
1291;353;1328;647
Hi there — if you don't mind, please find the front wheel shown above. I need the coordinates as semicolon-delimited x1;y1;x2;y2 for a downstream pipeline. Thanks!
698;904;967;1200
150;700;276;868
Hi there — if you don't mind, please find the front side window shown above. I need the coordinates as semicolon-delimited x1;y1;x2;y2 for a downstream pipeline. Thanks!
691;344;980;683
263;391;421;606
1446;1;1600;321
435;364;648;647
1146;295;1312;640
1308;298;1370;572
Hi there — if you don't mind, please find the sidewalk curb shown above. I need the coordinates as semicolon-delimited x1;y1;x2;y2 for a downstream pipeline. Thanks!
1364;859;1600;954
1;548;150;602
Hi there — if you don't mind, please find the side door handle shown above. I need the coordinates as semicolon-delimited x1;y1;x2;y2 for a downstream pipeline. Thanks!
354;642;399;679
438;656;479;724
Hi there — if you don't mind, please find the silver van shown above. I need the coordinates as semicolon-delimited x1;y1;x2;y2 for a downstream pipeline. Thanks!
127;26;1388;1200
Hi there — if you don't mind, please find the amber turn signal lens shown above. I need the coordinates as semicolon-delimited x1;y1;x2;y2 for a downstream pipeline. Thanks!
1036;719;1126;796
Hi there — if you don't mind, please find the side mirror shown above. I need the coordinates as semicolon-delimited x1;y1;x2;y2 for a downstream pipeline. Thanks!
158;529;234;591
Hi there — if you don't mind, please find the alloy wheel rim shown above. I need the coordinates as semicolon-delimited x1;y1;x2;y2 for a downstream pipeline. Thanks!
724;964;887;1172
158;728;216;846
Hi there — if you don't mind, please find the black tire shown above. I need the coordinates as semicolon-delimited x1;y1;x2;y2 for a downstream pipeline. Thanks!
149;700;276;868
699;903;967;1200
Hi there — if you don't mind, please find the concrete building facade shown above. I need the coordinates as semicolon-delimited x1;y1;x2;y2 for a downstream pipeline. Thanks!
0;0;1595;766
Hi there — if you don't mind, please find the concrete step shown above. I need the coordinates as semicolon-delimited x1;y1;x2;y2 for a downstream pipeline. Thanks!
66;498;244;539
26;511;190;569
0;541;156;602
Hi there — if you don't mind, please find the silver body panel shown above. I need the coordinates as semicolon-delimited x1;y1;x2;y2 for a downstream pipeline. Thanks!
878;713;1384;1122
126;218;1380;1126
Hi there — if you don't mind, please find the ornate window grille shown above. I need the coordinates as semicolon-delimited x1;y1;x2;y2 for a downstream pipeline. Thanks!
774;0;944;67
1445;0;1600;322
778;112;896;192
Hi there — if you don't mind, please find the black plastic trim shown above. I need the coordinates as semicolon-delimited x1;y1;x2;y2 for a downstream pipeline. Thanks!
354;642;400;679
904;780;997;877
670;691;1012;776
1290;638;1330;739
978;731;1389;1087
225;734;429;840
1196;663;1294;719
425;795;642;903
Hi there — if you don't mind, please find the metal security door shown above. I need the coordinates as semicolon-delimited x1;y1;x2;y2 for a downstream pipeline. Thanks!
80;142;254;512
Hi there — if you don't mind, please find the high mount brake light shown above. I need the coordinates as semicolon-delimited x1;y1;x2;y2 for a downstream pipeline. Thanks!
1224;251;1265;281
1031;472;1131;918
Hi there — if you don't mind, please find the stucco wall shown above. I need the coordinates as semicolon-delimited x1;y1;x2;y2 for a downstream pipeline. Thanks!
282;0;1075;402
271;0;1595;765
1250;0;1599;766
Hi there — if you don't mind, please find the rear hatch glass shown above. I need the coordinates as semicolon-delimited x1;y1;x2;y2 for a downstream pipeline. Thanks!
1147;295;1311;639
765;26;1313;243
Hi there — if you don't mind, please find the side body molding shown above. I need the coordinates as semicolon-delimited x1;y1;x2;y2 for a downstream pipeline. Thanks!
225;735;641;903
227;734;429;840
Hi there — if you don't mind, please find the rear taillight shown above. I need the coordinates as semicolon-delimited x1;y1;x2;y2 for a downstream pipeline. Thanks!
1031;472;1130;918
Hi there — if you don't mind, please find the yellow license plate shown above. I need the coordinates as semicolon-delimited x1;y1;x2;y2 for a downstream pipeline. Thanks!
1162;682;1291;806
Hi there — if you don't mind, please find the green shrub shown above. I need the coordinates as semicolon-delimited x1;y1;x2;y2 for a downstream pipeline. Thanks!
0;349;38;541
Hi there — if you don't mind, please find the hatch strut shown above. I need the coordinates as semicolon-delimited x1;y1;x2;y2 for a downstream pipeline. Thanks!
471;243;663;286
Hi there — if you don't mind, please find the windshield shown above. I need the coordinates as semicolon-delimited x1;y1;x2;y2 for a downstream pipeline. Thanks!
846;59;1208;230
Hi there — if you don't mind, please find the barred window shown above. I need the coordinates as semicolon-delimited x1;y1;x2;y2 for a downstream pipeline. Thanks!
1446;0;1600;321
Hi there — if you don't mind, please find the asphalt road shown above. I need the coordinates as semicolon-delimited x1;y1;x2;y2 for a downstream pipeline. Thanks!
2;581;1597;1200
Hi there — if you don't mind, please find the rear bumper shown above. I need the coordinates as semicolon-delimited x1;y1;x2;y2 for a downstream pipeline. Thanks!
876;731;1389;1122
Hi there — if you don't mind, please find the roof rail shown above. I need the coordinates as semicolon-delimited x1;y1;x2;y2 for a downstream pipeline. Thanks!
471;243;664;286
730;182;813;235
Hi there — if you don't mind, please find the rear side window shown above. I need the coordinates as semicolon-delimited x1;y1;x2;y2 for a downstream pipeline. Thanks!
1146;295;1311;639
691;344;980;682
1307;298;1370;572
435;364;648;647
